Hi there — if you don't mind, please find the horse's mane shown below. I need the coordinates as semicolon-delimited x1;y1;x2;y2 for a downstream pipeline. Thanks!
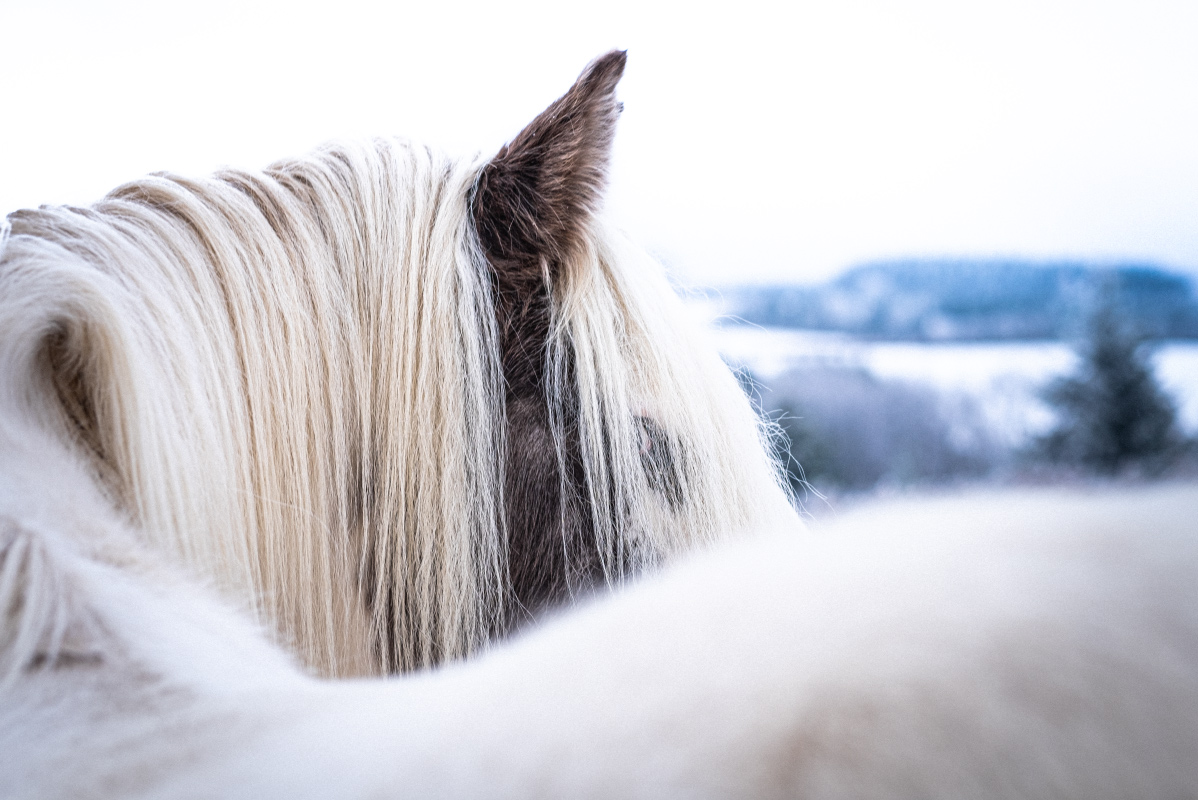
0;137;793;677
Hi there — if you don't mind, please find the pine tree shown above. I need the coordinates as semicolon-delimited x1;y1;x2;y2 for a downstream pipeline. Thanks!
1039;287;1180;475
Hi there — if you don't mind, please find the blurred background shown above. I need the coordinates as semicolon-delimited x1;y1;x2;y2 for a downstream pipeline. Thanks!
4;0;1197;501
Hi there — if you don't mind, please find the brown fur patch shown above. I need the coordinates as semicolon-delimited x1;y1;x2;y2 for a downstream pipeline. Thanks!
472;49;625;397
473;49;625;284
471;51;626;626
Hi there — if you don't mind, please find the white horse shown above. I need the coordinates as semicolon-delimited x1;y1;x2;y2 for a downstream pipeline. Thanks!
2;52;1197;798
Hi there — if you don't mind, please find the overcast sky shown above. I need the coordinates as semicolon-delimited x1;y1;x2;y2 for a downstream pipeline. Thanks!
3;0;1197;285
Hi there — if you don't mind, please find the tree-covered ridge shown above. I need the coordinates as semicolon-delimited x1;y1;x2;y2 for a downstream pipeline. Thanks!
725;261;1198;341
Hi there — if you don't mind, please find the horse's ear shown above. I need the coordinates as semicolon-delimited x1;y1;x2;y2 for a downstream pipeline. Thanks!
473;50;626;274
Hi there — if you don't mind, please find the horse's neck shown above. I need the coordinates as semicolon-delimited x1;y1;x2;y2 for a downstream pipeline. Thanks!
7;483;1197;799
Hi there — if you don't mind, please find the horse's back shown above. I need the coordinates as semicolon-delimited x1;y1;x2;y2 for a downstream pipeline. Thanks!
126;484;1198;799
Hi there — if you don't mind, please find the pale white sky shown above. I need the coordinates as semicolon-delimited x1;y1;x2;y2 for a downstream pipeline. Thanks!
3;0;1197;284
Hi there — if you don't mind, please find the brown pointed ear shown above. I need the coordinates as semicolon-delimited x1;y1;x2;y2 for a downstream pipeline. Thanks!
472;50;626;274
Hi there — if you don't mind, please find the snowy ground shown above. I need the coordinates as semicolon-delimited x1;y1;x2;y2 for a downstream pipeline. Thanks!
708;324;1198;447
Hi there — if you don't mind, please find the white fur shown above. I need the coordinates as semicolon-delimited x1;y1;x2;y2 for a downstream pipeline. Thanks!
3;483;1196;798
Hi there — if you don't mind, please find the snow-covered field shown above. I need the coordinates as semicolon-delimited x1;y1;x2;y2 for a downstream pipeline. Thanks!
709;324;1198;446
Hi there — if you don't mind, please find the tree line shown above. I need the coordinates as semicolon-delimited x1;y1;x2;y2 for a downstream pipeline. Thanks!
745;287;1192;497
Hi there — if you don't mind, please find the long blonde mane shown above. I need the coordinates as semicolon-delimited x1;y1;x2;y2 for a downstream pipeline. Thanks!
0;137;793;677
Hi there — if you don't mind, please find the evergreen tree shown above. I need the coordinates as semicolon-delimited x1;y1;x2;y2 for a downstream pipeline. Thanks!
1038;288;1180;475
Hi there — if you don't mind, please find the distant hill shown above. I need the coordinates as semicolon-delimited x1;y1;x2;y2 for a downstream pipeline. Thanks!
722;260;1198;341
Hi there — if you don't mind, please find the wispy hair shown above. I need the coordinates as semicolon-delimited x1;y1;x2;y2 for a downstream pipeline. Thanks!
0;137;793;677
